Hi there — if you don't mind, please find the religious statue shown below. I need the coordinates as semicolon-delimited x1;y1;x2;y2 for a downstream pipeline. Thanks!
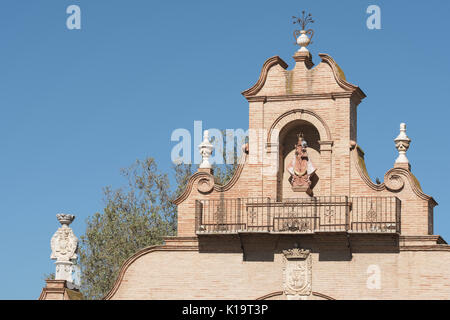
287;133;316;193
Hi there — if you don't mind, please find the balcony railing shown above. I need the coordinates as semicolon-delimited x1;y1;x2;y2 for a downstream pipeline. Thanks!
195;196;401;234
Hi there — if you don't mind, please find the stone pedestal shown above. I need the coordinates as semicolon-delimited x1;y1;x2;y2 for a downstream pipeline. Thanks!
293;51;314;69
394;162;411;171
38;280;83;300
55;261;74;282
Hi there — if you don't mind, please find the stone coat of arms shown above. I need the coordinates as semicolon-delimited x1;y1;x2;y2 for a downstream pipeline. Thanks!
50;214;78;262
282;248;312;299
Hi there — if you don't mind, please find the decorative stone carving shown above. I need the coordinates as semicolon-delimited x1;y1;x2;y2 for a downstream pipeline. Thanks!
197;175;214;194
282;248;312;300
50;214;78;284
394;123;411;166
198;130;214;169
283;248;310;259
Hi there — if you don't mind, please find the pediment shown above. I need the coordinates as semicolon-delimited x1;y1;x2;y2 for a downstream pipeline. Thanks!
242;53;366;102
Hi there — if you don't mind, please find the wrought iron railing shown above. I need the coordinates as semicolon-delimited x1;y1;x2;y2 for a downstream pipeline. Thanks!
195;196;400;234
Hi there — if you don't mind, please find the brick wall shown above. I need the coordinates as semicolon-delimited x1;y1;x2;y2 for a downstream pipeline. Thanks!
108;237;450;300
110;51;447;299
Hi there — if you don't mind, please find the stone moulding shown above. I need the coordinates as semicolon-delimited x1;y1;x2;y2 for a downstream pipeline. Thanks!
172;153;248;205
241;56;289;98
103;243;199;300
248;92;353;102
351;144;437;206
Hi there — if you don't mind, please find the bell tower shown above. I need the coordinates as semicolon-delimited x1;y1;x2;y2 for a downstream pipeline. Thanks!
242;12;366;200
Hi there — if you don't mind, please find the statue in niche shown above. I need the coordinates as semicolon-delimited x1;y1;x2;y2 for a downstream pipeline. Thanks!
287;133;316;194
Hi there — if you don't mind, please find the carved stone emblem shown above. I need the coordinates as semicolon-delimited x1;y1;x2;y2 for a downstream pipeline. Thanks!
51;214;78;262
50;214;79;284
282;248;312;299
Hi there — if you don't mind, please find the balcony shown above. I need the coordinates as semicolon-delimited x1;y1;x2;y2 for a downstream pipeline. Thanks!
195;196;401;234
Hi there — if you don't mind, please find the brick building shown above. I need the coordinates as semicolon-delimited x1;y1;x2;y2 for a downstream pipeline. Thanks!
41;31;450;300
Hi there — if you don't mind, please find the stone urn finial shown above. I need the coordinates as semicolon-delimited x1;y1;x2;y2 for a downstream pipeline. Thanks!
198;130;214;169
50;213;79;286
293;11;315;53
394;123;411;168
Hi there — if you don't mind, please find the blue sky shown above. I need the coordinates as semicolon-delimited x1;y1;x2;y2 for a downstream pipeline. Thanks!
0;0;449;299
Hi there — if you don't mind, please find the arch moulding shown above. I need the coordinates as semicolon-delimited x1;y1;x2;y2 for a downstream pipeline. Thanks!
266;109;332;148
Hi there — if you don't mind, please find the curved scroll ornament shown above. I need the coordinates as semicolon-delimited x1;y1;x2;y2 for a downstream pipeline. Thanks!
384;172;405;192
282;248;312;299
197;175;215;194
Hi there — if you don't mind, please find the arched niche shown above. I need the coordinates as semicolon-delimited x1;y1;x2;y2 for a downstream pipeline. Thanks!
266;109;333;200
277;119;321;200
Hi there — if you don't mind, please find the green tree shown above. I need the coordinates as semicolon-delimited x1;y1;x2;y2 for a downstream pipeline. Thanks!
78;158;177;300
212;130;244;185
78;131;244;299
173;163;195;198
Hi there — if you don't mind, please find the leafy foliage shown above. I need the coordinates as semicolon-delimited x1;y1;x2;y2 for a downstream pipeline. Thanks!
78;130;244;299
212;129;243;186
79;158;177;300
43;273;55;281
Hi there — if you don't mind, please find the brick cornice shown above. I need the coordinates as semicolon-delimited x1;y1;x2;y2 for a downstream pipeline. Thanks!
399;245;450;251
400;235;447;245
246;96;267;102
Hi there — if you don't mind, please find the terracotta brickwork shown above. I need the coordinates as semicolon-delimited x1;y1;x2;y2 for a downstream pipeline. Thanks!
105;50;449;300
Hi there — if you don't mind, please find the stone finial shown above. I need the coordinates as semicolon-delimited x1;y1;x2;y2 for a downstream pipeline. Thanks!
50;214;78;285
394;123;411;169
295;30;313;53
293;11;314;53
198;130;214;169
